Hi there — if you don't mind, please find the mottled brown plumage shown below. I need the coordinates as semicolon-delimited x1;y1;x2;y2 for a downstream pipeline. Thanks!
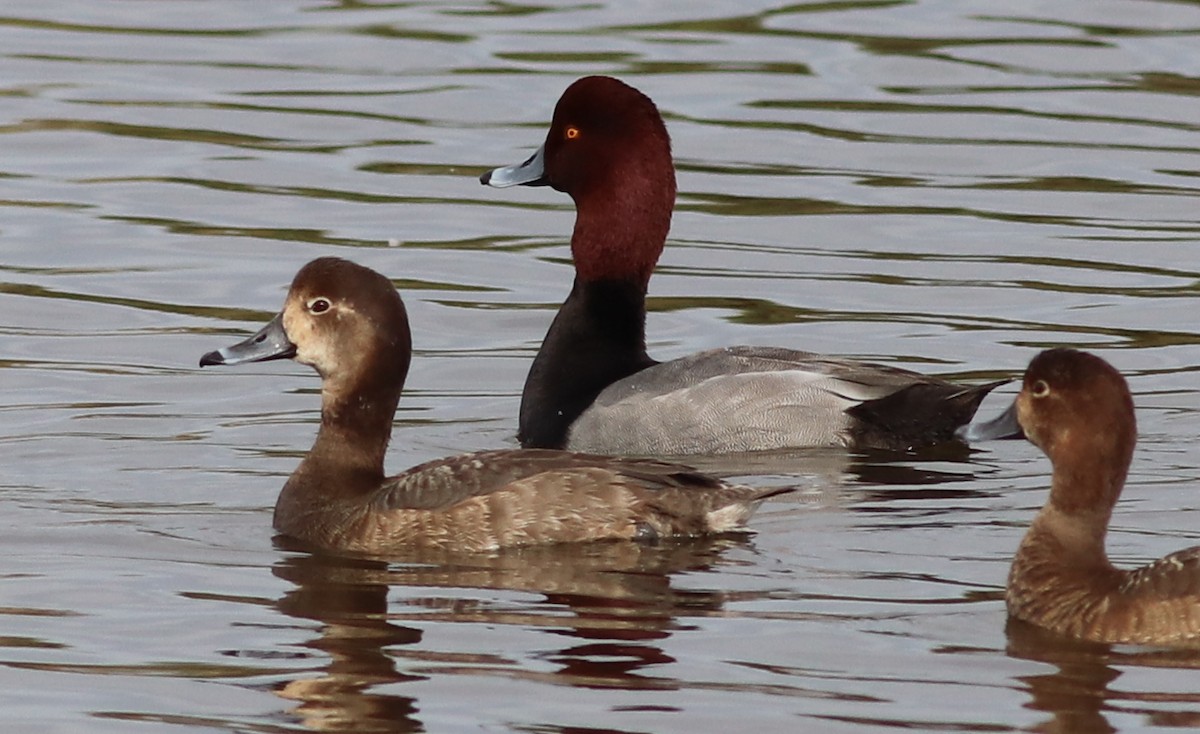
200;257;790;554
975;348;1200;644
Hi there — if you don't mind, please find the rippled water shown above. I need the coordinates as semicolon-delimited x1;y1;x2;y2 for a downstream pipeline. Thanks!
5;1;1200;731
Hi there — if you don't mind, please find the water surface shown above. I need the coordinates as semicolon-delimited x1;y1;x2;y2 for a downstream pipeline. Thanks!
5;1;1200;732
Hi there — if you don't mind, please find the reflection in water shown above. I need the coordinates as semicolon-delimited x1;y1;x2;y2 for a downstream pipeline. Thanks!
271;535;750;731
849;442;987;500
670;441;984;489
1006;619;1200;734
273;548;424;733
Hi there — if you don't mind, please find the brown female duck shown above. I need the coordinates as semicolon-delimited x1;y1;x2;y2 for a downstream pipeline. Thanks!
199;257;789;554
970;348;1200;644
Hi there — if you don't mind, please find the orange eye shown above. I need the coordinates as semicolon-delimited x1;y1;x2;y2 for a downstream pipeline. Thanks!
565;125;581;140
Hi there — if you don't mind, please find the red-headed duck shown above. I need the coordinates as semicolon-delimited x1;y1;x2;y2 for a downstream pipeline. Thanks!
970;348;1200;644
481;75;1001;455
199;257;790;554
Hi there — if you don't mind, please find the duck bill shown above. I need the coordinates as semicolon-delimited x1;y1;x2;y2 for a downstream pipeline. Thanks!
199;313;297;367
479;144;549;188
956;400;1025;442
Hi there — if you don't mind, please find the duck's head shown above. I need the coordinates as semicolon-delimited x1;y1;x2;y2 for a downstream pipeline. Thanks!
971;348;1137;513
1013;349;1136;471
481;76;676;285
200;257;412;399
482;76;673;196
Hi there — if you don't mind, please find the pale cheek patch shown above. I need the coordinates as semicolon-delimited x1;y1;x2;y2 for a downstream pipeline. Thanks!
285;302;355;375
302;337;343;377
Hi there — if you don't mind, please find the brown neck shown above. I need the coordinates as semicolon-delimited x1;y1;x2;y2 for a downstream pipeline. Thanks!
291;359;405;499
1025;503;1113;572
1046;429;1132;518
1035;428;1134;565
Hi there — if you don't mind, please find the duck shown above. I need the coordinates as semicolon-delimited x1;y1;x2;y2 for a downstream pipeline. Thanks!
198;257;791;554
480;75;1002;455
968;347;1200;644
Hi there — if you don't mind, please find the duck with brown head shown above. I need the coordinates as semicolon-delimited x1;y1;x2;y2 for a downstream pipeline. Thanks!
482;75;1002;455
970;348;1200;645
200;257;791;554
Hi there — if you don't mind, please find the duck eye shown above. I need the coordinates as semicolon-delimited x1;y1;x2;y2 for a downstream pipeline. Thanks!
564;125;581;141
307;297;331;315
1030;379;1050;398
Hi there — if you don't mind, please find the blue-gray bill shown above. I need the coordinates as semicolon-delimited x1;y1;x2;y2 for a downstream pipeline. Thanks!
479;144;549;188
199;313;296;367
956;401;1024;442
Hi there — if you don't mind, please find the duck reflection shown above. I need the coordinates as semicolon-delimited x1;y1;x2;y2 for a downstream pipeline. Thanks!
1006;618;1200;734
674;442;987;503
272;542;423;733
270;533;753;731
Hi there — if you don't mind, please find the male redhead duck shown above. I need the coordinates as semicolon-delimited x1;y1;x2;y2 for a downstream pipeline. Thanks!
199;257;790;554
970;348;1200;644
481;75;1001;455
